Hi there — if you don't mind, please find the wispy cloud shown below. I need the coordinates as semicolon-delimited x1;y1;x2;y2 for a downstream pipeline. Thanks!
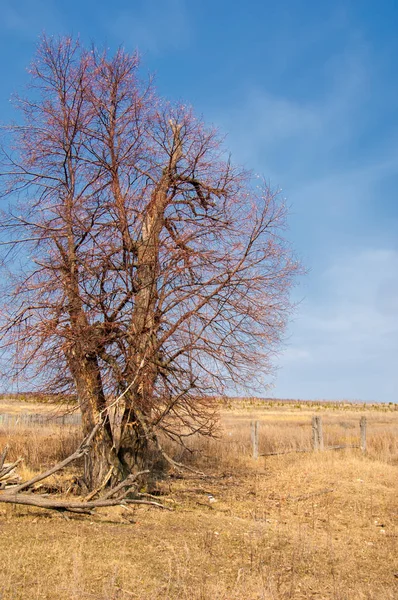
213;40;398;402
107;0;191;55
216;48;371;183
276;249;398;402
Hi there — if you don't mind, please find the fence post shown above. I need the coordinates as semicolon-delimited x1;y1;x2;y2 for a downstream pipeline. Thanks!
251;420;259;459
312;416;318;450
312;415;324;451
318;416;324;451
360;416;367;452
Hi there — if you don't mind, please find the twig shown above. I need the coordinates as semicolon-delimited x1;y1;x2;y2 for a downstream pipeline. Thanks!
101;470;149;500
0;424;170;515
287;488;335;502
0;458;23;479
84;466;114;501
0;445;8;471
11;422;102;493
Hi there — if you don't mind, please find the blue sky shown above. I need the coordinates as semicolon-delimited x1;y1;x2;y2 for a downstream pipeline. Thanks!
0;0;397;402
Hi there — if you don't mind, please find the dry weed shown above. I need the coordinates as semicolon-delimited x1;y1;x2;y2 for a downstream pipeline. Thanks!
0;400;397;599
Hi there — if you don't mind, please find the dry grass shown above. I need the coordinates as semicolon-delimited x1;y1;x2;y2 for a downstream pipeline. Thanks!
0;400;397;599
0;398;59;416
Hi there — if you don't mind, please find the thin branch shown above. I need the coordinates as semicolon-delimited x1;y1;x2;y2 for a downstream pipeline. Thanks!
11;422;102;493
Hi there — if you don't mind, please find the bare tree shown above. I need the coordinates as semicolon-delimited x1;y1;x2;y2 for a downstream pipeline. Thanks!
0;37;301;490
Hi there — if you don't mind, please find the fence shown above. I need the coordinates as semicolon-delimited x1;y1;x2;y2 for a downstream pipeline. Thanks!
250;415;368;459
0;409;122;434
0;413;81;427
0;411;369;455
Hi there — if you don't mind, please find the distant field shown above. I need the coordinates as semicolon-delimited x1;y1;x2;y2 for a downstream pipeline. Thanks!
0;397;397;599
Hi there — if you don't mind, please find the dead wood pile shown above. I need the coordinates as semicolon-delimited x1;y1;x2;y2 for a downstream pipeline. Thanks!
0;423;170;515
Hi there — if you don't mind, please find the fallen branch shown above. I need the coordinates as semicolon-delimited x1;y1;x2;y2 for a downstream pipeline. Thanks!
0;445;8;470
0;422;170;515
101;471;149;500
0;492;171;512
326;445;359;450
261;444;359;457
0;458;23;480
0;448;23;490
261;448;312;457
11;422;102;494
287;488;335;502
84;466;114;501
0;473;22;489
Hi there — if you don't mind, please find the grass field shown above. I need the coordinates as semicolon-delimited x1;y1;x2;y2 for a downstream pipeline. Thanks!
0;399;397;599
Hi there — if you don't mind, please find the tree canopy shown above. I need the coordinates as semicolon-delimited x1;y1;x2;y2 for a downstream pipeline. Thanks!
0;36;301;488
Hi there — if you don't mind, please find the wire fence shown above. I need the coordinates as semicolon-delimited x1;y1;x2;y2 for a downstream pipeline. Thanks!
0;412;81;427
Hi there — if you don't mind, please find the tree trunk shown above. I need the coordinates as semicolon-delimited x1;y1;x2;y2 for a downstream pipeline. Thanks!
68;124;182;486
126;127;182;420
118;415;151;473
67;351;127;490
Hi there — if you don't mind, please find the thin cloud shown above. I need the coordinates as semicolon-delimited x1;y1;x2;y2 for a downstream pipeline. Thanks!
107;0;191;55
215;48;370;184
276;249;398;402
212;41;398;402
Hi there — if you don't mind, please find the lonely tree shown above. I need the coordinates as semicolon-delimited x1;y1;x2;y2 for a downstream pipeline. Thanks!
0;37;301;489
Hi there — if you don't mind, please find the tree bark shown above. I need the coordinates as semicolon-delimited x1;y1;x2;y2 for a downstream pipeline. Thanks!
114;127;183;474
67;351;126;489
